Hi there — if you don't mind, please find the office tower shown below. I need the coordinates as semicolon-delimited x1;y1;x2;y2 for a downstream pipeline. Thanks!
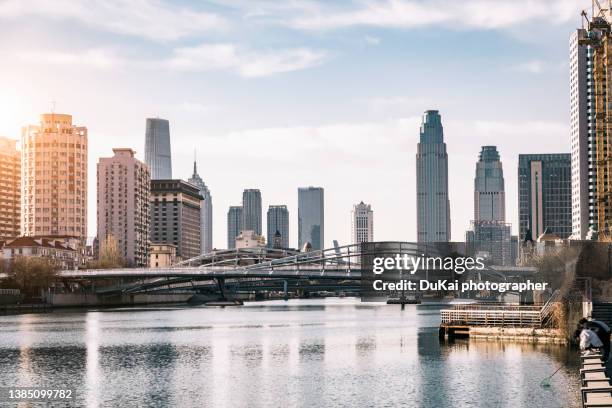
466;146;512;266
188;158;213;254
570;28;597;239
235;230;266;249
267;205;289;249
416;110;451;242
0;137;20;240
518;154;572;241
144;118;172;179
352;201;373;244
474;146;506;221
97;148;150;267
21;113;88;240
150;180;201;260
227;206;242;249
298;187;324;250
242;189;262;235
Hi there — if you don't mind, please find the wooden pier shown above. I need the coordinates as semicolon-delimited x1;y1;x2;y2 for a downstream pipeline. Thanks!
580;352;612;407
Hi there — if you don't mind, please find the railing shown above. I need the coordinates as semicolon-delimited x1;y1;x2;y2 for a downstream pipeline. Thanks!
440;308;542;327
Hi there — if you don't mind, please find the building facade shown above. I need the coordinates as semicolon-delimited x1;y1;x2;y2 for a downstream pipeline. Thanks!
227;206;242;249
144;118;172;179
267;205;289;249
242;189;262;235
150;180;202;260
0;137;20;241
149;243;176;268
235;230;266;249
570;28;597;239
21;113;88;240
298;187;324;250
352;201;373;244
416;110;451;242
97;148;150;267
518;154;572;241
188;159;213;254
2;236;80;270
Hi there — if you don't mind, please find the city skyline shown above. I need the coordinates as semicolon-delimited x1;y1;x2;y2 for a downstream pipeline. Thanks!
0;0;587;249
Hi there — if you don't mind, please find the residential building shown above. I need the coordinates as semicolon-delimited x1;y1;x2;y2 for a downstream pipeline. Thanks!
2;236;79;270
267;205;289;249
150;180;202;261
97;148;150;267
352;201;373;244
227;206;242;249
518;154;572;241
242;189;262;235
235;230;265;249
144;118;172;179
416;110;451;242
149;243;176;268
21;113;88;241
0;137;20;240
298;187;324;250
188;158;213;254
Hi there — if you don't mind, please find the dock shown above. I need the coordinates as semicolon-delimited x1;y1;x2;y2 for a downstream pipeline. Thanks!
581;352;612;407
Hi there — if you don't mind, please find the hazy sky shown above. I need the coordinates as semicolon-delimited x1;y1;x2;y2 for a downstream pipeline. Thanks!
0;0;586;249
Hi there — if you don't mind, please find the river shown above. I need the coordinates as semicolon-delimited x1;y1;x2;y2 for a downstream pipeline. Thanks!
0;298;581;407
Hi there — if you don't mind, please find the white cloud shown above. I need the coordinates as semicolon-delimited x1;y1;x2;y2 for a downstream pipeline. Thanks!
283;0;583;31
166;43;327;77
510;60;547;74
17;48;123;69
365;35;381;45
0;0;226;41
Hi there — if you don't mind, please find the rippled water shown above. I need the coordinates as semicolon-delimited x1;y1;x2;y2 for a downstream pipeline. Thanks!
0;299;581;407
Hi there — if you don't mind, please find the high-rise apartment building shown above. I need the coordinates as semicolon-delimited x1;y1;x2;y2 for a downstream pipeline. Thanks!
188;159;213;254
267;205;289;249
150;180;201;260
145;118;172;179
518;154;572;241
474;146;506;222
0;137;20;240
352;201;373;244
97;148;150;266
298;187;324;250
416;110;451;242
227;206;242;249
21;113;88;240
242;189;262;235
570;28;597;239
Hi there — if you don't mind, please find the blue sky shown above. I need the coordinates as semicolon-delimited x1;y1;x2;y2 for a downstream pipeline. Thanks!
0;0;586;248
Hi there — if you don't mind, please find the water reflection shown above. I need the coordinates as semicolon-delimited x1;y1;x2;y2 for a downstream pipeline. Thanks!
0;299;582;408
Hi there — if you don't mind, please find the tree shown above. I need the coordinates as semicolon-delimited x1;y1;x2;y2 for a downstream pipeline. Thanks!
9;256;59;297
88;234;125;269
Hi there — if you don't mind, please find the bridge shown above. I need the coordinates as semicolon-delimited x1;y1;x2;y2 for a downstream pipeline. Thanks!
56;242;537;300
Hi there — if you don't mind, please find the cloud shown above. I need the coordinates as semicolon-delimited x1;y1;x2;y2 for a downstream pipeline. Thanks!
283;0;583;31
17;48;123;69
510;60;547;74
166;43;327;77
365;35;381;45
0;0;226;41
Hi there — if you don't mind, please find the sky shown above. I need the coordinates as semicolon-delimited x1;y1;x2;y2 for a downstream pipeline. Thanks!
0;0;588;249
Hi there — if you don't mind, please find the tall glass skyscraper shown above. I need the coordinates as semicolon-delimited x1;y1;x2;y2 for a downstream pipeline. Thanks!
188;158;213;254
518;154;572;241
145;118;172;179
267;205;289;249
474;146;506;222
242;189;262;235
298;187;324;250
416;110;451;242
227;206;242;249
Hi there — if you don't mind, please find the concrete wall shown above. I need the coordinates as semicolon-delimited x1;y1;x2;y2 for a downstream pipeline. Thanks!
45;292;191;307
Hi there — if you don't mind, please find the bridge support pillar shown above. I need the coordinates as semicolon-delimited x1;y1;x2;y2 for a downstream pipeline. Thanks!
216;277;227;301
283;280;288;301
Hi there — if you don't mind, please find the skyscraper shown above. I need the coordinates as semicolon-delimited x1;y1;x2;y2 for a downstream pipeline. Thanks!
518;154;572;241
352;201;373;244
97;148;150;266
188;158;213;254
298;187;324;250
570;28;597;239
150;180;201;260
267;205;289;249
474;146;506;222
242;189;262;235
21;113;88;240
416;110;451;242
145;118;172;179
0;137;20;241
466;146;512;266
227;206;242;249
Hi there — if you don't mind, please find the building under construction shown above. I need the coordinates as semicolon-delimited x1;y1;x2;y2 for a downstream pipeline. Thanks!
579;1;612;239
